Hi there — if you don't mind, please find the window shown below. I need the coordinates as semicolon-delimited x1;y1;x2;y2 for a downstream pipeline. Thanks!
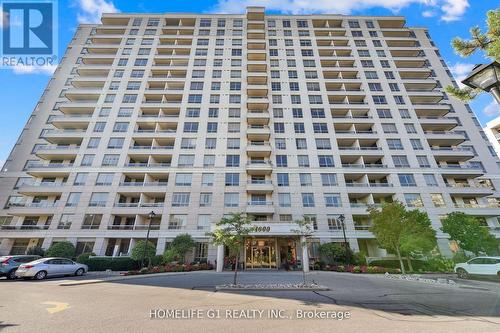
227;138;240;149
324;193;342;207
199;193;212;207
313;123;328;133
321;173;337;186
410;139;423;150
431;194;446;207
203;155;215;167
225;173;239;186
318;155;334;167
387;139;403;150
365;71;378;79
226;155;240;167
274;123;285;133
417;156;430;168
405;123;417;134
175;173;192;186
96;173;113;185
94;122;105;132
302;193;315;207
277;173;289;186
393;155;410;168
299;173;312;186
202;173;214;186
224;193;239;207
275;138;286;149
134;58;148;66
276;155;287;167
207;122;218;133
278;193;291;207
87;137;100;148
81;214;102;229
294;123;305;133
369;83;383;92
205;138;216;149
74;173;88;185
122;94;137;103
188;94;202;103
168;215;187;230
399;174;416;187
178;155;195;167
382;123;398;134
181;138;196;149
113;122;128;132
172;193;190;207
102;154;119;166
183;122;199;133
404;194;423;207
81;154;94;166
89;193;108;207
315;139;331;150
373;96;387;104
424;174;439;187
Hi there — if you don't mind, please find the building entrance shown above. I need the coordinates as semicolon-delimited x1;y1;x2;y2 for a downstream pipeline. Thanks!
244;237;297;270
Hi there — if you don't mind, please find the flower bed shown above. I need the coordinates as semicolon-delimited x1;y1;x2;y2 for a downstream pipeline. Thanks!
321;264;401;274
123;262;214;276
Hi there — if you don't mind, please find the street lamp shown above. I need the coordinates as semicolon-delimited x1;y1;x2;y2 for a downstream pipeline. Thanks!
140;211;156;269
338;214;350;267
461;61;500;104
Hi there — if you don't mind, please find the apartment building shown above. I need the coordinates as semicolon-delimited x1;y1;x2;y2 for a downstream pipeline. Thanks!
485;116;500;157
1;6;499;270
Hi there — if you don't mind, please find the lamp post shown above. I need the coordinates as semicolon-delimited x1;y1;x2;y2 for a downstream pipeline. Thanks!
140;211;156;269
338;214;350;267
461;61;500;104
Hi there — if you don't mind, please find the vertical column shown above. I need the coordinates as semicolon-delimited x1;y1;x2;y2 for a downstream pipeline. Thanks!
301;236;309;273
216;244;224;272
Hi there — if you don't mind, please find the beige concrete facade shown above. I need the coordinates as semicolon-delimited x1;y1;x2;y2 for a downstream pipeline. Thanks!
1;7;499;267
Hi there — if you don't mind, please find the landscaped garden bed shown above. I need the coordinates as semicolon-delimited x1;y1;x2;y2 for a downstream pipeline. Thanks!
319;264;401;274
123;262;214;276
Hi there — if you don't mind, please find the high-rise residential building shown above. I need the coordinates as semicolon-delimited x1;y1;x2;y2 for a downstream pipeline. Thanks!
484;116;500;157
1;6;499;270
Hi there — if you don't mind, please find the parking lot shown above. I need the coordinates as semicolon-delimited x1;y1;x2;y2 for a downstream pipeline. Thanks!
0;271;499;332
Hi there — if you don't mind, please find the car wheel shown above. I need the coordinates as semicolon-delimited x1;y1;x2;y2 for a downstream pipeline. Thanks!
6;269;17;280
34;271;47;280
75;268;84;276
456;268;469;279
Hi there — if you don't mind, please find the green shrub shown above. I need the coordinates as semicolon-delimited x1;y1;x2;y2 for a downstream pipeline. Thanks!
163;248;180;264
82;257;139;271
151;255;164;266
351;251;367;265
76;252;95;263
130;240;156;265
319;242;353;264
45;241;76;259
422;255;454;272
452;251;471;264
26;246;45;256
170;234;195;263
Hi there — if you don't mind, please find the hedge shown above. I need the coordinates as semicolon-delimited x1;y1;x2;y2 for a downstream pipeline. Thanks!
80;257;140;271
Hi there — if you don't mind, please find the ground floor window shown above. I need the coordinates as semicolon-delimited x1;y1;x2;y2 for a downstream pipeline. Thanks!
194;242;208;263
10;239;31;255
76;241;95;256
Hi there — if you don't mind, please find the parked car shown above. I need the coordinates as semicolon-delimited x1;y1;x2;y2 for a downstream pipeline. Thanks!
0;255;41;279
15;257;88;280
454;256;500;279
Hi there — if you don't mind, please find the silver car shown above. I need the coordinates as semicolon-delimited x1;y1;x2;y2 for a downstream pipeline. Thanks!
15;257;88;280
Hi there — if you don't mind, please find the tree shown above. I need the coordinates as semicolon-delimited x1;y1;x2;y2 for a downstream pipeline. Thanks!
318;242;352;265
446;9;500;101
291;217;314;284
170;234;195;263
207;213;253;285
441;212;498;256
162;248;180;264
130;240;156;267
45;241;76;259
368;202;437;274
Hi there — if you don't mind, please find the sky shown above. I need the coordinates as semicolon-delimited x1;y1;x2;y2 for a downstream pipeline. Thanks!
0;0;498;166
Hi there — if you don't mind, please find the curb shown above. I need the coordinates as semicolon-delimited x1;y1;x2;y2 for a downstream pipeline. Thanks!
59;270;211;286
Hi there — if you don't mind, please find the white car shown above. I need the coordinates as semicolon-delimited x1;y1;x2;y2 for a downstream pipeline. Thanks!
15;257;88;280
454;256;500;279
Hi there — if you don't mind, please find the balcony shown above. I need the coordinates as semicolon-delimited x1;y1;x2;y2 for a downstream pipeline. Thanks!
247;111;270;124
246;125;270;140
425;131;466;146
246;180;274;193
246;201;274;214
342;163;388;169
246;143;272;157
431;147;475;162
246;161;273;174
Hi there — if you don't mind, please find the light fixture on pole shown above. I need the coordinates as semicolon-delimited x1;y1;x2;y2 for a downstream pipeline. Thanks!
140;211;156;269
461;61;500;104
338;214;349;267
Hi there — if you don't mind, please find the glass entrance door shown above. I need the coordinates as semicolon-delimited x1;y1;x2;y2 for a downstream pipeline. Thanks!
245;238;277;269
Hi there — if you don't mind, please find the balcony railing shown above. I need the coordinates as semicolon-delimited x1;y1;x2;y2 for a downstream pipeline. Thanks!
119;181;168;186
342;163;387;168
247;201;273;206
0;225;50;230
